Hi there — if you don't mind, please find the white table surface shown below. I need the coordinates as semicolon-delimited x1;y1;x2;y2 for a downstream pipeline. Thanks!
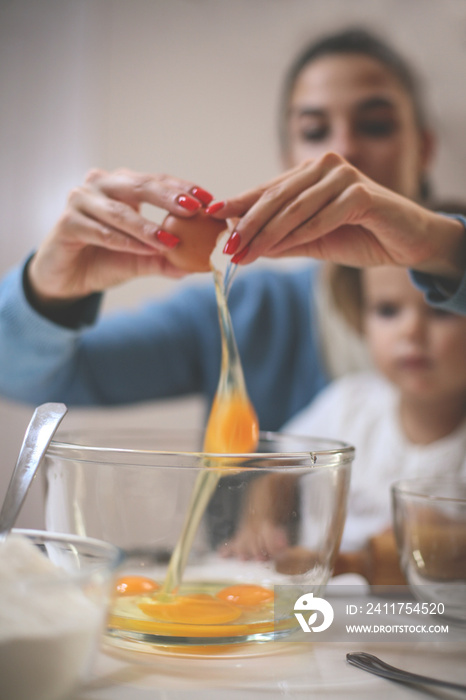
72;576;466;700
73;638;466;700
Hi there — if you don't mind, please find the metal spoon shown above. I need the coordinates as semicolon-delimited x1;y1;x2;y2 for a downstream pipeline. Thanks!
0;403;67;542
347;652;466;693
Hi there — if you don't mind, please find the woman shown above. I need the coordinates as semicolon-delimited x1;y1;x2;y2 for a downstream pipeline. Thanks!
213;30;466;301
0;28;465;425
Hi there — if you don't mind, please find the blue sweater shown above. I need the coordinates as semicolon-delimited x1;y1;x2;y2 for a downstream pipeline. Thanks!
0;263;330;430
2;232;466;430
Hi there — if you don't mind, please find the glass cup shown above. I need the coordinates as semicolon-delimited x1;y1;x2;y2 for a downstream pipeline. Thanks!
392;477;466;623
44;429;353;652
0;529;122;700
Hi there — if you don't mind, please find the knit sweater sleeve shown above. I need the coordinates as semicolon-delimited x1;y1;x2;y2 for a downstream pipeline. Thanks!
0;260;327;431
410;213;466;315
0;260;212;406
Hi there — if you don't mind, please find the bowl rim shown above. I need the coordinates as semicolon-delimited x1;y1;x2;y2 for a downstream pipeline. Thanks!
392;477;466;504
10;528;124;579
47;428;355;469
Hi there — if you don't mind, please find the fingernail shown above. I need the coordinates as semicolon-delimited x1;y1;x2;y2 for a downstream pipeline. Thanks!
156;229;180;248
177;194;201;212
190;186;214;206
223;231;241;255
231;245;250;264
205;200;225;215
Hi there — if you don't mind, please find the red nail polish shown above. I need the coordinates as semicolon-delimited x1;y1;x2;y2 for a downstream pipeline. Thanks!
156;229;180;248
223;231;241;255
191;186;214;206
177;194;201;212
205;200;225;215
231;245;250;264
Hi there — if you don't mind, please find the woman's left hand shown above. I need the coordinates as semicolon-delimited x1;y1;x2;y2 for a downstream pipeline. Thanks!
209;152;466;281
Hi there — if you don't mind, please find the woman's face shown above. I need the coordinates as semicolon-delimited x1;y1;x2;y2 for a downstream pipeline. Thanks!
285;54;433;199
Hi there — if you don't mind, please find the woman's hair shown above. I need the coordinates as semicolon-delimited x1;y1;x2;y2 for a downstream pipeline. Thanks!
327;263;364;334
279;27;428;154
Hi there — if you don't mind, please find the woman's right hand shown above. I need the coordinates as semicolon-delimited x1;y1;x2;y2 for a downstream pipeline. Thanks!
212;153;466;282
28;168;214;307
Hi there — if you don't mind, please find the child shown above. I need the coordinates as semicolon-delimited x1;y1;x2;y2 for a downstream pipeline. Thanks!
224;264;466;581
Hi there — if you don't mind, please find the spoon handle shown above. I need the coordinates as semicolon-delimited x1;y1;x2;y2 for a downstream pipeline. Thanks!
0;403;67;541
347;652;466;693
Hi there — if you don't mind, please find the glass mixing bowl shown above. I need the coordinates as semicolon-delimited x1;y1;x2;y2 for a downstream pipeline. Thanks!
44;429;353;652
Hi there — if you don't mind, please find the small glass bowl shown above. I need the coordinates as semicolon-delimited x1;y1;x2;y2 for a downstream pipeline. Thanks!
0;529;122;700
392;478;466;623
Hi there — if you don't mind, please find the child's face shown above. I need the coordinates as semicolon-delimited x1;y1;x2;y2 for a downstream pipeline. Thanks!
362;267;466;402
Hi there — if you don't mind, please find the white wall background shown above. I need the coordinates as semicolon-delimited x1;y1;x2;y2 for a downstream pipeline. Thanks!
1;0;466;527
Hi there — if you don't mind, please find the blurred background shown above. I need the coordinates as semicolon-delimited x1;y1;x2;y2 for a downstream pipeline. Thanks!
1;0;466;527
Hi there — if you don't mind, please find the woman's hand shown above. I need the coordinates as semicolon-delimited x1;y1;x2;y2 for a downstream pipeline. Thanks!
28;168;214;306
211;153;466;281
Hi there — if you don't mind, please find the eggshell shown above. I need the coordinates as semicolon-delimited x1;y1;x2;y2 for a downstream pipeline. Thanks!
162;211;227;272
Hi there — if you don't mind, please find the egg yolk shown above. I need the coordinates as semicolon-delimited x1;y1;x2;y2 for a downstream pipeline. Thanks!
115;575;160;596
216;584;274;607
139;593;242;625
203;392;259;454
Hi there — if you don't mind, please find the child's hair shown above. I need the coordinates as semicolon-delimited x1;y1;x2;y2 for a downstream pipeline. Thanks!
327;199;466;331
327;264;364;334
